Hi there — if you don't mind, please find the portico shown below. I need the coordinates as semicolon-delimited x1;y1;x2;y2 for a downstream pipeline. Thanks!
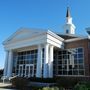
3;28;64;78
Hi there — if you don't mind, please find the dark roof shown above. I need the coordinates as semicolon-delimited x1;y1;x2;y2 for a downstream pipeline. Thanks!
57;34;79;40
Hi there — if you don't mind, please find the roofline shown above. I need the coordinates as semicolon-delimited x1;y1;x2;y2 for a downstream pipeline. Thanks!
3;28;47;45
65;37;89;43
56;32;87;38
47;30;64;41
3;28;64;45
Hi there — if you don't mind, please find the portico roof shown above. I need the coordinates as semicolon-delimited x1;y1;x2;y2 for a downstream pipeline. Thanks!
3;28;64;50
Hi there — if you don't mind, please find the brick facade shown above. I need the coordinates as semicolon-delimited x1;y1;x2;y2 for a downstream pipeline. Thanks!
65;39;90;76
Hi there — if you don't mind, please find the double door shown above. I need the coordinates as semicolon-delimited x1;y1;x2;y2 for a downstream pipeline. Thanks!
19;64;34;77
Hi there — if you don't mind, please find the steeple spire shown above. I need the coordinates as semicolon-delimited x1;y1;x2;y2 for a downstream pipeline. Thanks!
63;7;76;35
66;7;71;18
66;7;72;24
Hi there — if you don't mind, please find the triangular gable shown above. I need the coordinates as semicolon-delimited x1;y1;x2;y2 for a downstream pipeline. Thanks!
3;28;46;45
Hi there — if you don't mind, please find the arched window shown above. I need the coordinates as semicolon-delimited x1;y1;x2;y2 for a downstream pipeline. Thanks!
66;29;69;34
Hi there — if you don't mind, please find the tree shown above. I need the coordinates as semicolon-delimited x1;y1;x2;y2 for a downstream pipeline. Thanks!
0;69;4;77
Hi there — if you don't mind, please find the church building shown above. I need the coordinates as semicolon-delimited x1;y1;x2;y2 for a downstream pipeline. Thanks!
3;7;90;79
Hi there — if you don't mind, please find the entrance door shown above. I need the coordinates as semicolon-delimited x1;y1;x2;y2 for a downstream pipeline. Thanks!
19;65;23;77
25;64;34;77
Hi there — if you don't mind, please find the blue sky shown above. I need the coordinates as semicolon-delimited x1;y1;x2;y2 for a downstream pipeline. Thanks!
0;0;90;69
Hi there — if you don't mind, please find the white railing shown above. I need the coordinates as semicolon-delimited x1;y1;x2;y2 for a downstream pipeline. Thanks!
1;75;19;83
1;76;8;83
9;75;19;81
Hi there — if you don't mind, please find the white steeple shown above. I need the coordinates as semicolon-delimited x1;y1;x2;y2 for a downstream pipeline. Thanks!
63;7;76;34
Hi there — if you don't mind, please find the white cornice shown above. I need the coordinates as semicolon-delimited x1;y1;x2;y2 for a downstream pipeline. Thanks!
3;28;47;45
65;37;87;42
46;30;64;41
3;28;64;45
3;28;64;50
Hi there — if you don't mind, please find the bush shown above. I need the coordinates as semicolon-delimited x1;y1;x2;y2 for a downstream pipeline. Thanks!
74;83;87;90
28;77;56;83
39;87;59;90
56;76;78;88
11;77;29;89
74;81;90;90
79;81;90;88
0;69;3;78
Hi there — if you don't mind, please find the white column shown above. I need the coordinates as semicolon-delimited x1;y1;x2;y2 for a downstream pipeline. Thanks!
4;50;9;76
36;45;42;77
49;45;54;78
43;44;49;78
7;50;13;77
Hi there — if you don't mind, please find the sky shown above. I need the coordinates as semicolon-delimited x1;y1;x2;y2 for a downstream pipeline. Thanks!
0;0;90;69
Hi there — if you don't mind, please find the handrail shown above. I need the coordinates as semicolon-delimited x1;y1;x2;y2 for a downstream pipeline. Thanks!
1;76;8;83
9;75;19;80
1;75;19;83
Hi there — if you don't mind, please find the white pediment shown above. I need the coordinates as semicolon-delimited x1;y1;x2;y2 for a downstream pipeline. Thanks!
3;28;64;50
3;28;46;44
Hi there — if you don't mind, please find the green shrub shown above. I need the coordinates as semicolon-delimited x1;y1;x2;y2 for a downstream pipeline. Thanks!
31;86;61;90
39;87;59;90
28;77;56;83
74;83;87;90
79;81;90;88
11;77;29;89
56;76;78;88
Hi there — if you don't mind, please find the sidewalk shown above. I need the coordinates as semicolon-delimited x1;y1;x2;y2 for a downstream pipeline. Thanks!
0;82;12;88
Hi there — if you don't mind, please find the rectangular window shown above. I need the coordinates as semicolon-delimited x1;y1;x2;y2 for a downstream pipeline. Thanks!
78;54;83;58
54;47;85;76
12;49;38;77
66;29;69;34
78;48;83;53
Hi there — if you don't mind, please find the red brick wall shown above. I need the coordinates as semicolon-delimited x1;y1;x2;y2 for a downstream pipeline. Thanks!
65;39;90;76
